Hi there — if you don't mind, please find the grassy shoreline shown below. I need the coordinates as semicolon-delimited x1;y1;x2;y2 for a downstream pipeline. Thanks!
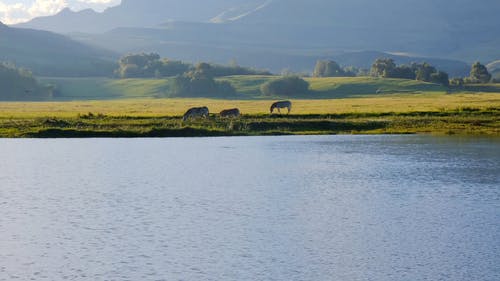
0;95;498;138
1;110;498;138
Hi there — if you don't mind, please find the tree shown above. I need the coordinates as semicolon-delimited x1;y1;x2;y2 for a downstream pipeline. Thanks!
313;60;345;77
158;59;191;77
194;62;212;76
0;63;50;100
115;53;269;79
116;53;162;78
119;53;160;68
392;65;416;79
260;76;310;97
116;53;192;78
370;58;396;78
171;65;236;97
342;66;360;77
369;59;449;86
208;63;271;77
430;71;449;87
450;78;464;87
469;62;492;83
415;62;437;82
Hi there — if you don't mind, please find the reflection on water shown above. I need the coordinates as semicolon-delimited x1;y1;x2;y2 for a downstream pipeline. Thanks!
0;136;499;281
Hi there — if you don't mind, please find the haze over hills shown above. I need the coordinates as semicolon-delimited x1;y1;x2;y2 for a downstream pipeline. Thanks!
15;0;259;33
488;60;500;80
10;0;500;75
0;22;117;77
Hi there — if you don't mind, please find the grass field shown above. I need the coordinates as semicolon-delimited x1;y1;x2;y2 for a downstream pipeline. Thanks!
3;76;498;137
0;93;498;118
0;93;498;137
39;76;456;100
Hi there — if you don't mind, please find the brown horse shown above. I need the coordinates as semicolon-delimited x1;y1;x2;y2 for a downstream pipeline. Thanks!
270;100;292;114
183;106;209;121
220;108;241;118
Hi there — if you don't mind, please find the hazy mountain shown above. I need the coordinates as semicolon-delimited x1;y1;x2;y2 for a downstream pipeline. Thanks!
487;61;500;72
488;60;500;80
72;24;469;76
12;0;499;73
231;0;500;27
15;0;261;33
0;24;116;76
227;0;500;61
0;62;52;101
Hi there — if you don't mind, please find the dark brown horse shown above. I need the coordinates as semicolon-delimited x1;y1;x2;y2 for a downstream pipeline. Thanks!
220;108;241;118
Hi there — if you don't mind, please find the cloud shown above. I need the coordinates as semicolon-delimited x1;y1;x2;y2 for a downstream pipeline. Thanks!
0;0;120;24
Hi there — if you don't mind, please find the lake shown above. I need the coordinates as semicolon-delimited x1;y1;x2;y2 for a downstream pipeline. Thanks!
0;136;499;281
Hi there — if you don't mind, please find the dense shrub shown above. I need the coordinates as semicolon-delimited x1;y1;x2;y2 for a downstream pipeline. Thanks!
0;63;50;100
260;76;310;97
116;53;191;78
370;58;450;86
116;53;270;78
313;60;359;77
450;78;465;87
208;64;271;77
171;63;236;97
468;62;492;84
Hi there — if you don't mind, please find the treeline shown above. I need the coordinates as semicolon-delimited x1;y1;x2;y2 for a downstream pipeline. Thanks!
115;53;271;79
370;58;449;86
313;60;365;77
449;62;493;86
115;53;272;97
0;63;52;100
313;59;495;86
314;58;449;86
266;59;496;97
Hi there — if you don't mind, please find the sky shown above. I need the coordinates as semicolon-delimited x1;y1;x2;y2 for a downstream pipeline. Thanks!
0;0;121;24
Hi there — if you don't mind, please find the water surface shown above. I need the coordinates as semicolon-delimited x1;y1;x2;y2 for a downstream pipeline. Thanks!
0;136;499;281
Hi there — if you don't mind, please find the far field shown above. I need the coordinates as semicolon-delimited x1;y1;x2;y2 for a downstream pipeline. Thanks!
39;76;454;100
0;93;499;118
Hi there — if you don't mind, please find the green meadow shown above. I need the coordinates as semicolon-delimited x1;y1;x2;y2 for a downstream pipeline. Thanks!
0;76;494;137
0;94;498;138
39;76;459;100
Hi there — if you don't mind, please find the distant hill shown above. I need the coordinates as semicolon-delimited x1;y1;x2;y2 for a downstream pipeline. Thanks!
222;0;500;62
487;61;500;72
0;24;117;77
488;60;500;80
15;0;258;33
73;25;470;76
12;0;499;72
0;62;51;100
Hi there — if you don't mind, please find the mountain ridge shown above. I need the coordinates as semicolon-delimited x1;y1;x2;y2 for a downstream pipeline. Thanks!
10;0;499;74
0;25;117;76
14;0;260;33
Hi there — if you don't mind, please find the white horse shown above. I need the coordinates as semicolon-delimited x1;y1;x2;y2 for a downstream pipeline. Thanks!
183;106;209;121
270;100;292;114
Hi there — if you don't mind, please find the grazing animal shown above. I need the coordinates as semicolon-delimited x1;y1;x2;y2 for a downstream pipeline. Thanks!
270;100;292;114
183;106;209;121
220;108;241;118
